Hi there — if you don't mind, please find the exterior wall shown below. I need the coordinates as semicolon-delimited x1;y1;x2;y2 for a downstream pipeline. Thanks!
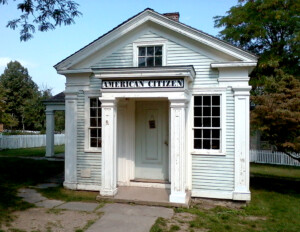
65;29;249;200
76;91;102;189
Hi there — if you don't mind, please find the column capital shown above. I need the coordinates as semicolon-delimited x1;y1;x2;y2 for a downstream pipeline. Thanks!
169;98;188;108
232;86;251;96
45;109;55;115
99;97;118;107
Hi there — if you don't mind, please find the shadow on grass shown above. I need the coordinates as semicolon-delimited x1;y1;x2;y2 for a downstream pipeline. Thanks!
0;157;64;226
251;175;300;196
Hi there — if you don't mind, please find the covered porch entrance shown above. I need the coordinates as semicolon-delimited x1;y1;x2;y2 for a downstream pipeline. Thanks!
93;66;195;204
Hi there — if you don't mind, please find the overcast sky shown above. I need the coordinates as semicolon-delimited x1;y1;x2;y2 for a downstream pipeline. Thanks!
0;0;238;95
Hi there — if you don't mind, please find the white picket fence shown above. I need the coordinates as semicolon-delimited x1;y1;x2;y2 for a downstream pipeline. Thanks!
0;134;65;149
250;150;300;167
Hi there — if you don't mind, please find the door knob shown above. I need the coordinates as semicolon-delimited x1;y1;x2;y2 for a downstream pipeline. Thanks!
164;140;168;146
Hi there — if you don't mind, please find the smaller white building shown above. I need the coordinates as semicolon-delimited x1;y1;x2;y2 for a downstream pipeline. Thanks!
54;9;257;204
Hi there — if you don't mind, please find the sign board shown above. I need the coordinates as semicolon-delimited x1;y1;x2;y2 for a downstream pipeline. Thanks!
102;79;184;89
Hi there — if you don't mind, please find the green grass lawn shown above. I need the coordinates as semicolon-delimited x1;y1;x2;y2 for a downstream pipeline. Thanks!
0;157;64;227
151;163;300;232
0;146;299;232
0;145;64;157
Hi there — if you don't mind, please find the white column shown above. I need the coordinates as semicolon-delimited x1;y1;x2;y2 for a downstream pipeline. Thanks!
64;93;77;189
169;99;187;203
100;97;118;196
232;86;251;201
45;109;55;157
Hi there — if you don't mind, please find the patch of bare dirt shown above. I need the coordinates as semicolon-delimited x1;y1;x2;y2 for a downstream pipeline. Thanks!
192;198;246;210
242;216;268;221
1;208;101;232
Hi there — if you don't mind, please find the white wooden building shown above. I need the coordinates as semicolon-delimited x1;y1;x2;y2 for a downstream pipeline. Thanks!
54;9;257;204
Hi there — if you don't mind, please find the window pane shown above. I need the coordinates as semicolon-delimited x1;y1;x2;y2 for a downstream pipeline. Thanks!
146;57;154;67
139;47;145;56
98;118;102;127
97;129;102;138
203;96;211;106
194;107;202;116
147;46;154;56
203;139;210;149
91;128;97;137
212;140;220;149
194;96;202;105
212;107;220;116
194;117;202;127
212;118;220;127
90;118;97;127
97;108;101;117
194;129;202;138
91;138;97;147
212;129;220;138
138;57;146;67
97;138;102;147
90;98;97;107
203;117;211;127
155;56;162;66
203;129;210;139
90;108;97;117
212;96;220;105
203;107;211;116
194;139;202;149
155;46;162;56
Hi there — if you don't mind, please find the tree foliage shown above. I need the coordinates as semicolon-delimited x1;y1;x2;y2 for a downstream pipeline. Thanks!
214;0;299;83
251;71;300;161
214;0;300;160
0;0;81;41
0;61;52;130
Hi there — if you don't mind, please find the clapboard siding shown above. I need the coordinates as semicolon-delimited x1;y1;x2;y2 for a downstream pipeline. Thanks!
94;44;133;68
95;31;219;87
192;87;235;192
76;91;101;185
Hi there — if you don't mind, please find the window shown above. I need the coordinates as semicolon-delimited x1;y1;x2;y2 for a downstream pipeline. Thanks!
138;46;162;67
89;98;101;148
194;95;221;150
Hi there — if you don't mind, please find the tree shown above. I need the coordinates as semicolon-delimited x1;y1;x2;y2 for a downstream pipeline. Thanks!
0;61;39;130
251;71;300;161
0;0;81;41
0;82;18;128
214;0;300;88
214;0;300;161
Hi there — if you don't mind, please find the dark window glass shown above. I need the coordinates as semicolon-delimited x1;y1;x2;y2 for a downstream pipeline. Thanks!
90;98;101;148
138;57;146;67
146;57;154;67
138;46;163;67
194;95;221;150
194;129;202;138
194;118;202;127
155;56;162;66
194;139;202;149
212;96;220;105
139;47;146;56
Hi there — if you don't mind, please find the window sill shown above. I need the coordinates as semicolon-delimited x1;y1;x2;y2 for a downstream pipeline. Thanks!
191;151;225;156
84;149;102;153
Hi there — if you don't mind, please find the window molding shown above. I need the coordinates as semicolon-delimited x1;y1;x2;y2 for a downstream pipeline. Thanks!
191;90;226;155
133;40;167;67
84;92;102;153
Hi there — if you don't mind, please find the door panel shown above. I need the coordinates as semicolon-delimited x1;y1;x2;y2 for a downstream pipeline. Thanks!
135;101;168;180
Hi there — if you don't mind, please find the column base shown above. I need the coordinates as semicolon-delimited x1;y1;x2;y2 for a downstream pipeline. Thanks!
232;191;251;201
100;187;118;196
169;191;186;204
63;181;77;190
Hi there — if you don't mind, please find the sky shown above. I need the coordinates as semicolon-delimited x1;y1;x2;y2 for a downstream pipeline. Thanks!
0;0;238;95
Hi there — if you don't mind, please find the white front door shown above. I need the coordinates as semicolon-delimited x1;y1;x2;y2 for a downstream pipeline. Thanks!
135;101;169;180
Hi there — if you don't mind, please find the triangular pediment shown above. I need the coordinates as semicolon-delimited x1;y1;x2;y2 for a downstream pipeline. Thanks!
55;8;257;72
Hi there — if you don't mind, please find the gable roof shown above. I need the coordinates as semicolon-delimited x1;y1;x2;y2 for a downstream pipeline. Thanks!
54;8;257;71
